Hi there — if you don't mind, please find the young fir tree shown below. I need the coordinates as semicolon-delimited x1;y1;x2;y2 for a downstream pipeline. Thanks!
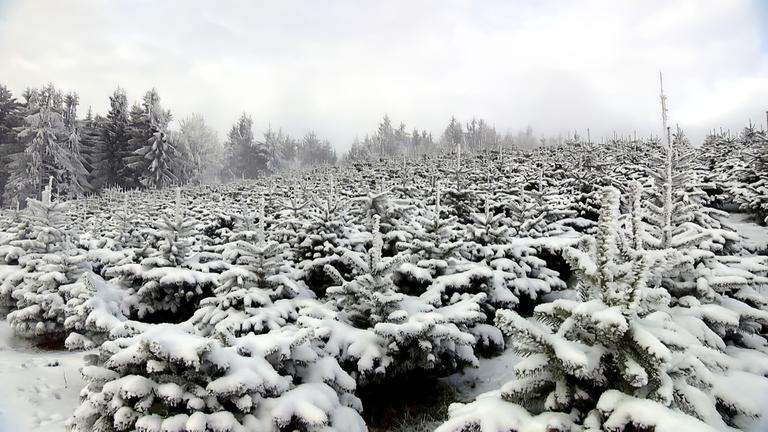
437;187;768;432
506;173;576;238
465;195;508;252
296;183;355;294
0;206;41;311
7;184;90;342
398;182;465;279
308;215;486;382
354;186;415;254
440;147;479;223
460;194;567;319
299;183;350;261
324;216;405;329
731;123;768;224
106;189;217;322
62;271;128;350
0;204;39;264
190;201;311;345
69;323;366;432
698;130;742;208
643;130;768;354
644;128;739;256
272;185;309;247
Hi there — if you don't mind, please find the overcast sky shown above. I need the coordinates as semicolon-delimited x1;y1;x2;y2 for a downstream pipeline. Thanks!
1;0;767;151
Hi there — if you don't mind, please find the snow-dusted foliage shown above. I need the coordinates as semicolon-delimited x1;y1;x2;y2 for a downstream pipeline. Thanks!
299;215;485;382
437;186;768;431
6;190;92;341
69;323;365;432
189;206;311;344
644;129;739;255
0;113;766;431
63;271;128;350
106;191;217;321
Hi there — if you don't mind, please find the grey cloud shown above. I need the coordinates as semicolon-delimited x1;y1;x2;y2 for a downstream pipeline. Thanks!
0;0;765;150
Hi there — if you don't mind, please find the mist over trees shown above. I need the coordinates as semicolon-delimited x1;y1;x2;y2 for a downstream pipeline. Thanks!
0;83;341;207
0;82;570;207
344;114;564;161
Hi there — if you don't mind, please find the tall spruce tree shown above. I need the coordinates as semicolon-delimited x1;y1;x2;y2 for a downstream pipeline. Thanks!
100;88;130;188
0;84;23;207
3;85;88;204
223;114;268;180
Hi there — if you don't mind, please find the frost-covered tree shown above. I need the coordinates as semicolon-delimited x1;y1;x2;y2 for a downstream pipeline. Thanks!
223;113;269;180
296;186;355;293
442;115;464;151
437;187;768;431
125;90;178;189
190;204;311;344
271;187;310;247
134;128;178;189
463;195;510;258
731;123;768;224
62;271;128;350
324;216;405;328
69;324;366;432
506;176;577;238
123;89;172;189
0;84;24;207
641;130;767;345
177;114;223;184
58;113;92;198
307;216;486;382
398;183;465;277
7;188;90;342
106;190;216;321
95;88;131;188
79;109;108;190
3;87;89;204
354;188;415;255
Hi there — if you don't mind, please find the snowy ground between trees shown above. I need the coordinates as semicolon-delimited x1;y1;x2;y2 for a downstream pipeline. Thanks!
727;212;768;253
0;320;88;432
0;211;765;432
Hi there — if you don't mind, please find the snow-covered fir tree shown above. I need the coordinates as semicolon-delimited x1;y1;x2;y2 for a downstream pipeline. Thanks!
190;202;311;344
303;215;486;382
437;186;768;432
106;190;217;321
7;185;90;341
69;323;366;431
62;271;128;350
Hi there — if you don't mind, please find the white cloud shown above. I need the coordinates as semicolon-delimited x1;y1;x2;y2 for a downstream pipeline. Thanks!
0;0;765;149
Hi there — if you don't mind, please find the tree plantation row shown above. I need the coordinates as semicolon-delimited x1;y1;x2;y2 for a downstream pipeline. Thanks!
0;82;559;211
0;110;767;431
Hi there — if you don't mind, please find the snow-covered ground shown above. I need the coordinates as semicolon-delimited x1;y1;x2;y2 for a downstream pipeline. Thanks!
727;212;768;252
0;321;88;432
441;349;520;401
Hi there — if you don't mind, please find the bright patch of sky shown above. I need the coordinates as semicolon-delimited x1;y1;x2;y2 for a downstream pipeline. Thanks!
0;0;766;150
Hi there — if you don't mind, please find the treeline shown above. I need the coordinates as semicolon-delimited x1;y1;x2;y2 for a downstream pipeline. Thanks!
0;83;338;207
344;114;564;161
0;81;574;207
